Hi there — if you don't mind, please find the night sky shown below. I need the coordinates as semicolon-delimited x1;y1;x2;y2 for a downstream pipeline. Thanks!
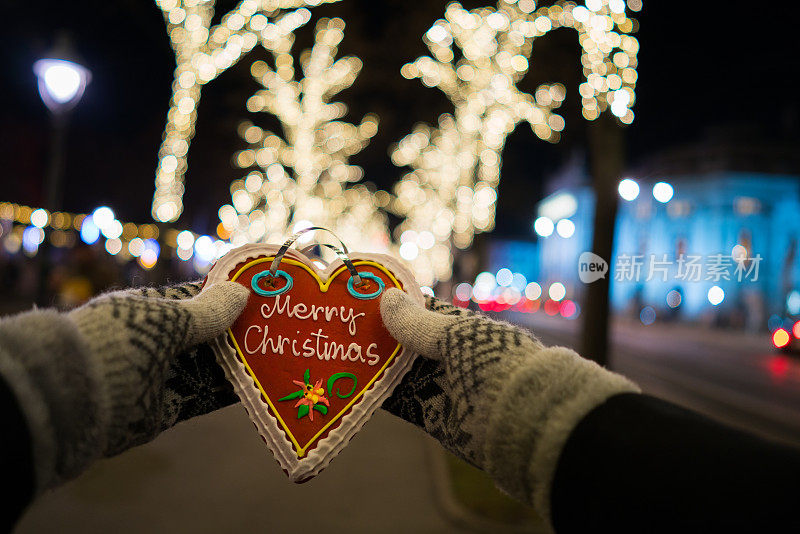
1;1;797;237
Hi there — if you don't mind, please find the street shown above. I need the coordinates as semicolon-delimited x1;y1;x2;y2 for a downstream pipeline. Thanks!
15;409;467;534
511;312;800;447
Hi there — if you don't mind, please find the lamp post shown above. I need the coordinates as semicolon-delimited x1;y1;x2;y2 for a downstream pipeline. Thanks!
34;36;91;212
33;33;91;305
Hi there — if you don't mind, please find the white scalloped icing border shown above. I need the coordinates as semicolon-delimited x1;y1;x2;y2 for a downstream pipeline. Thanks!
204;243;423;482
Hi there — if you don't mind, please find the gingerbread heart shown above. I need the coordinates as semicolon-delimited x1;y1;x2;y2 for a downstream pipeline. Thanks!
205;243;422;482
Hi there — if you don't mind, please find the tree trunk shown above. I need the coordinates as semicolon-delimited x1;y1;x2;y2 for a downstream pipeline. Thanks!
580;114;624;366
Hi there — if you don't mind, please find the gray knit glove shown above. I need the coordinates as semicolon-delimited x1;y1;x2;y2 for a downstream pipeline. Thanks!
381;289;638;521
0;280;248;493
70;281;249;457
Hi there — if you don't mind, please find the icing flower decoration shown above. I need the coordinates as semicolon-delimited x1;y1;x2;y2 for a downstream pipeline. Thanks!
278;369;330;421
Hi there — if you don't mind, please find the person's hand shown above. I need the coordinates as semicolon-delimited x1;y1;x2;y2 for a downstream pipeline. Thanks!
380;288;638;519
0;280;248;492
69;281;249;457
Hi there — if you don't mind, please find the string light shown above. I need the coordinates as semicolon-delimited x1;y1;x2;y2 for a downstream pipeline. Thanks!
390;0;639;285
222;17;389;251
0;200;218;270
151;0;340;223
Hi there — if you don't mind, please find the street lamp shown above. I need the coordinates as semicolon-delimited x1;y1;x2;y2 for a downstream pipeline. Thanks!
33;34;91;211
34;58;91;115
33;34;91;305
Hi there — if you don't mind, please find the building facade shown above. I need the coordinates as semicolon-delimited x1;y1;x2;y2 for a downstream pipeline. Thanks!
486;164;800;332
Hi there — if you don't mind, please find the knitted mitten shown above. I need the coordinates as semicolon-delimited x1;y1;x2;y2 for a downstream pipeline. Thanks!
0;280;248;492
381;288;638;521
70;281;250;457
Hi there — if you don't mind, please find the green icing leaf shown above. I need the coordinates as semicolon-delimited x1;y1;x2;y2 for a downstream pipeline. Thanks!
277;390;304;402
303;368;311;385
313;405;328;415
327;372;358;399
297;404;310;419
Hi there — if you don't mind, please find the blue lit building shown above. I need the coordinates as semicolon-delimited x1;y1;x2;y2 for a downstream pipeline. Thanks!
486;150;800;331
611;172;800;328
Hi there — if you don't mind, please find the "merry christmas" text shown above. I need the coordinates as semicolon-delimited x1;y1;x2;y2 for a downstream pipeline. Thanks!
242;294;379;365
259;294;365;336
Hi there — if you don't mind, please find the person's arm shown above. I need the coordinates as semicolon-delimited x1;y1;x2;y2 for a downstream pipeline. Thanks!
0;281;248;527
379;289;800;532
0;373;34;532
380;288;638;523
551;392;800;533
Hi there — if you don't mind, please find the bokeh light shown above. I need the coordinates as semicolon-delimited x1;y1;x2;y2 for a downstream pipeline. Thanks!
666;289;682;308
177;230;195;250
534;216;554;237
786;290;800;315
455;282;472;301
773;328;790;348
496;268;513;287
79;216;100;245
525;282;542;300
652;182;674;203
548;282;566;301
30;209;49;228
556;218;575;238
91;207;115;230
194;235;216;264
708;285;725;306
618;178;640;201
640;306;656;325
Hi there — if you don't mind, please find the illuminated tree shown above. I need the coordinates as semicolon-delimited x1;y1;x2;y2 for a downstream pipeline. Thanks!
219;17;389;251
390;0;639;285
152;0;340;223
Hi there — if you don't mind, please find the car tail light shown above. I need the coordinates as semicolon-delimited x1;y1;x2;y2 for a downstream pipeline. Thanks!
773;328;791;349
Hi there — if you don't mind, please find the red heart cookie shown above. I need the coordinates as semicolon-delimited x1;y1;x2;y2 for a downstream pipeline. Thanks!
206;243;422;482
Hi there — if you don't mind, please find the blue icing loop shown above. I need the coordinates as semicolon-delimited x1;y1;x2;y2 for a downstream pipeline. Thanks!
251;269;293;296
347;272;384;300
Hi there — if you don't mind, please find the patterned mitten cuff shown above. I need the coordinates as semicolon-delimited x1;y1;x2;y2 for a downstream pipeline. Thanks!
380;289;639;523
107;283;241;430
0;280;247;493
69;281;249;459
0;309;100;493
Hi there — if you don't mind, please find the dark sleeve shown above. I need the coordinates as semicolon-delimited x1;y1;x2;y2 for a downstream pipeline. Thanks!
550;393;800;533
0;374;35;532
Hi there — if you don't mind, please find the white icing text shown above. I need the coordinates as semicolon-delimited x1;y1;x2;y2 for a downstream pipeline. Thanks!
260;294;365;336
244;325;380;366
